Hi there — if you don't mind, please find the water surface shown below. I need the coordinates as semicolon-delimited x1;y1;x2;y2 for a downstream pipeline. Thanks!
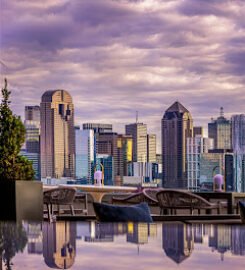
1;221;244;269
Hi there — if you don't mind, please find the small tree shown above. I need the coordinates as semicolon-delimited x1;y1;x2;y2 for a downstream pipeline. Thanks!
0;79;35;180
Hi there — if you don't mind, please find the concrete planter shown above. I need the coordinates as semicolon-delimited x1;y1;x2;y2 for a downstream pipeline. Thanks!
0;181;43;221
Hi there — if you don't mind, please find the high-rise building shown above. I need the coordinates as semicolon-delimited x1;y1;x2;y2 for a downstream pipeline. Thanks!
128;162;154;183
231;114;245;153
161;101;193;188
187;136;213;190
125;123;147;162
199;152;225;184
40;90;75;179
147;134;156;162
116;134;133;185
231;114;245;192
83;123;113;133
96;132;118;184
25;105;40;122
96;154;113;185
193;126;204;137
23;106;41;179
20;150;41;180
208;107;231;150
75;128;95;183
24;120;40;153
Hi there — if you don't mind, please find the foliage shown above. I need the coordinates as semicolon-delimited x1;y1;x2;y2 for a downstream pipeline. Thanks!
0;79;35;180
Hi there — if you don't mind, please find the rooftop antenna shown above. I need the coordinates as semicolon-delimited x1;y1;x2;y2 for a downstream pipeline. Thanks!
136;111;138;123
220;107;224;117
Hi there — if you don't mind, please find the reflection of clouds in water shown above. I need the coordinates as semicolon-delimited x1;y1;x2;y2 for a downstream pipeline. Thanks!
11;222;245;270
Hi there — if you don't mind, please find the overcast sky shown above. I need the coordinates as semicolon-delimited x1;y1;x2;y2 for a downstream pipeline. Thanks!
1;0;245;151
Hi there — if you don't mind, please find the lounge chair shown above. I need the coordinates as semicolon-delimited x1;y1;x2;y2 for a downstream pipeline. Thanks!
43;186;77;220
156;189;224;215
143;188;161;205
112;188;160;211
112;191;145;205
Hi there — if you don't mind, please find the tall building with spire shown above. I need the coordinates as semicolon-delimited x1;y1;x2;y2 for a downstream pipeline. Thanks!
40;90;75;179
208;107;231;150
161;101;193;188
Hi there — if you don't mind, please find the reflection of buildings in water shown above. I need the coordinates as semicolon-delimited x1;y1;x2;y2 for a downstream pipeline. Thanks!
43;221;76;269
84;222;128;242
203;223;212;237
209;225;231;261
26;223;43;254
162;223;194;264
148;223;157;238
84;221;113;242
77;222;128;242
194;224;245;259
193;224;203;244
231;225;245;256
127;223;157;254
97;222;127;237
127;223;148;245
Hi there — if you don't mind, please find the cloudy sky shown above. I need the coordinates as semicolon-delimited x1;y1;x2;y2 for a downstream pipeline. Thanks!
1;0;245;151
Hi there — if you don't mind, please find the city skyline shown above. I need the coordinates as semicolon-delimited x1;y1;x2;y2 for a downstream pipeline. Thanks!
1;0;245;152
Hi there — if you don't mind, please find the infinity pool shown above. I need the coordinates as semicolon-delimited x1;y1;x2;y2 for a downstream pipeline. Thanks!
1;221;244;269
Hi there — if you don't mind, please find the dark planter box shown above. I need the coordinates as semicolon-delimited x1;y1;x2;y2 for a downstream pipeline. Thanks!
0;181;43;221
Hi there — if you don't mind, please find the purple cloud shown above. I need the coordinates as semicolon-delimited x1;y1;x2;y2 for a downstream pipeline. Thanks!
1;0;245;151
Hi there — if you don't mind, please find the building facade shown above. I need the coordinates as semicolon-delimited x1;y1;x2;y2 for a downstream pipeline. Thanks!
125;123;147;162
23;106;41;179
25;105;40;122
231;114;245;192
147;134;156;162
83;123;113;134
96;132;118;182
193;126;203;137
116;134;133;185
161;101;193;188
75;128;95;184
208;107;231;150
187;136;213;190
96;154;113;185
40;90;75;179
199;152;225;184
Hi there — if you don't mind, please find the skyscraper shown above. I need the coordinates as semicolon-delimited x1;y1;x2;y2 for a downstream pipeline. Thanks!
75;128;95;183
161;101;193;188
147;134;156;162
208;107;231;150
187;136;213;190
125;123;147;162
96;132;118;184
116;134;133;185
96;154;114;186
193;126;203;137
40;90;75;179
23;105;41;179
231;114;245;153
83;123;113;133
25;105;40;122
231;114;245;192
